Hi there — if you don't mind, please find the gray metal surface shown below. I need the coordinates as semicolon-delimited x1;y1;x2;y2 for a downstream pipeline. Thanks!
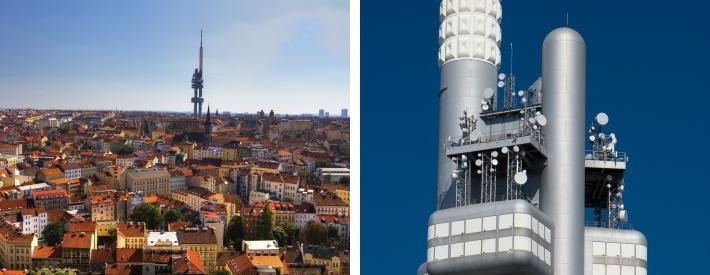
540;27;586;275
427;251;552;275
438;60;498;209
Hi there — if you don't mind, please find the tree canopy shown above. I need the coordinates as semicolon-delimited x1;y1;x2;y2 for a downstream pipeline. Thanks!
301;220;328;245
225;216;245;248
258;205;274;239
131;203;164;229
163;209;184;224
42;222;65;246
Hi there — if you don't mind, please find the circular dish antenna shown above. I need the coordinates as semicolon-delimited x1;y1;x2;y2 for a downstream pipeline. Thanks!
477;170;482;174
619;185;624;192
489;168;495;172
498;81;505;88
513;146;520;152
521;98;528;104
514;170;527;185
501;147;509;154
595;112;609;126
498;73;506;80
517;90;525;97
589;135;596;142
606;175;613;182
451;172;458;179
491;151;499;158
475;159;482;166
535;115;547;126
528;117;536;124
482;104;490;111
461;155;468;162
483;88;495;99
492;159;499;166
451;157;458;162
619;204;625;210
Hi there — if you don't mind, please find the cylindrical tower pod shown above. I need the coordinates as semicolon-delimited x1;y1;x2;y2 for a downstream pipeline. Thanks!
541;27;586;275
436;0;502;209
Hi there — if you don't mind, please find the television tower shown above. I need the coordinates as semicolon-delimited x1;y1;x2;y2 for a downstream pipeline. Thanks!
419;1;647;275
191;30;205;119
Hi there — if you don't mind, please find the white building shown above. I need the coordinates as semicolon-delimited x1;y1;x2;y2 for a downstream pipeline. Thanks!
249;191;270;204
294;203;317;230
21;208;48;237
242;240;279;256
17;183;50;199
146;231;180;250
315;167;350;182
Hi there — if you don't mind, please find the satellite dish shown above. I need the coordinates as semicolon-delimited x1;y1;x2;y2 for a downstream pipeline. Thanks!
595;112;609;126
477;170;482;174
461;155;468;161
517;90;525;97
619;204;625;210
598;133;606;139
498;73;506;80
475;159;483;166
483;88;495;99
498;81;505;88
482;104;490;111
589;136;596;142
521;98;528;104
501;147;509;154
470;132;480;142
609;133;616;139
619;185;624;192
452;157;458;162
461;162;468;169
514;170;527;185
513;146;520;152
491;151;499;158
606;175;613;182
451;172;458;179
528;117;536;124
489;168;495;172
491;159;499;166
616;192;623;198
535;115;547;126
535;111;542;116
619;210;628;223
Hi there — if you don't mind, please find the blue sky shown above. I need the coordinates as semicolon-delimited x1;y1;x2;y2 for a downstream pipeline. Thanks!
0;0;349;114
362;0;710;274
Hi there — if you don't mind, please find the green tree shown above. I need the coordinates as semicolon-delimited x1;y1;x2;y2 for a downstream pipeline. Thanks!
225;216;245;248
233;195;241;208
258;205;274;239
130;203;164;229
272;226;288;247
327;225;341;247
282;222;298;246
117;145;134;155
42;222;65;246
163;209;184;224
300;220;327;245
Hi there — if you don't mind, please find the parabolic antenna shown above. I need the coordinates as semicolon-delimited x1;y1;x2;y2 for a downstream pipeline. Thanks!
477;170;482;174
514;170;527;185
491;159;499;166
589;136;596;142
491;151;499;158
528;117;536;124
483;88;495;99
482;104;490;111
461;155;468;161
470;131;480;142
451;172;458;179
498;73;506;80
513;145;520;152
517;90;525;97
595;112;609;126
535;114;547;126
501;147;509;154
498;81;505;88
606;175;613;182
475;159;483;166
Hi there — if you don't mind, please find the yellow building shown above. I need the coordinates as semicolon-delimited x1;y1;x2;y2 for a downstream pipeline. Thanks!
303;245;344;275
321;183;350;205
0;221;37;270
117;222;146;249
178;227;219;272
91;193;116;221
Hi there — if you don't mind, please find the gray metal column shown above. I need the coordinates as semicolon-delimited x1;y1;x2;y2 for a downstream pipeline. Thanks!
541;27;586;275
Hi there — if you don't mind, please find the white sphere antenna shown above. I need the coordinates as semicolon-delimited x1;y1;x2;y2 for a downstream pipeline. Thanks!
514;170;527;185
483;88;495;99
595;112;609;126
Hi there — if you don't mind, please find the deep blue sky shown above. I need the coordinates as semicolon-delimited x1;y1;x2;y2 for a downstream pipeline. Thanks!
0;0;349;114
362;0;710;274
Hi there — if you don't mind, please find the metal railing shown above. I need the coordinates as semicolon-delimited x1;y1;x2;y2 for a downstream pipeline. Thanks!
468;194;534;206
585;150;628;162
448;125;544;149
584;220;634;230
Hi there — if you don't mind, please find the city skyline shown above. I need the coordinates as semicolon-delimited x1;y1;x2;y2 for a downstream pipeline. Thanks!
0;0;349;114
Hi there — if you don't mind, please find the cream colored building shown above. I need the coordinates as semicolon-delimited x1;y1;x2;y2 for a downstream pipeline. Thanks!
0;221;38;270
126;167;171;196
116;222;146;249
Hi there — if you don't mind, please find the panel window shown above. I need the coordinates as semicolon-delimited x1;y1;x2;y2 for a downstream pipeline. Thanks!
464;240;481;256
499;214;513;229
636;245;647;261
537;244;545;261
606;265;620;275
544;249;551;265
498;236;512;252
592;241;606;256
538;222;545;239
482;216;497;231
531;240;539;257
451;221;465;236
514;213;531;229
465;218;482;233
592;264;605;275
514;236;532;252
434;245;448;261
544;227;552;243
428;225;435;240
435;223;449;238
636;267;647;275
621;265;635;275
482;238;496;254
621;243;635;258
450;242;464;258
606;242;621;257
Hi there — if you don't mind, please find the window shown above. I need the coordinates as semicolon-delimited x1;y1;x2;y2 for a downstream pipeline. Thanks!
435;223;449;238
451;221;465;235
482;238;496;254
499;214;513;229
498;236;512;252
464;240;481;256
606;243;620;257
592;242;606;256
621;243;635;258
482;216;497;231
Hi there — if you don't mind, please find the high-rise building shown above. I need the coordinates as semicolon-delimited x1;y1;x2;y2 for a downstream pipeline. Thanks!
341;108;348;118
419;1;647;275
191;31;205;119
319;109;325;117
